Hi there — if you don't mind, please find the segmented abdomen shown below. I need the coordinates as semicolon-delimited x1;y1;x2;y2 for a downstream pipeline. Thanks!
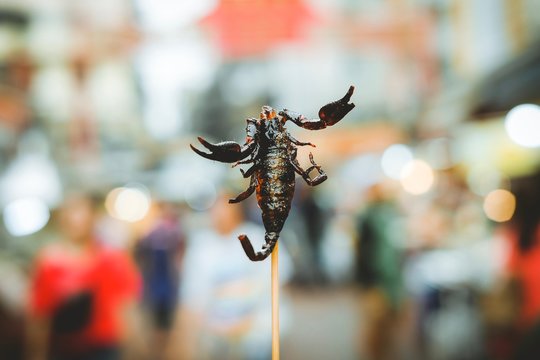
256;146;295;235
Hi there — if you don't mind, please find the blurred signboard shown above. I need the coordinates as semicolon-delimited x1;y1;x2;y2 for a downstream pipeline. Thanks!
201;0;316;58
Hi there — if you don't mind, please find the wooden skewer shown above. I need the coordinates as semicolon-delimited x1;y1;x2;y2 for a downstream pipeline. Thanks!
271;242;280;360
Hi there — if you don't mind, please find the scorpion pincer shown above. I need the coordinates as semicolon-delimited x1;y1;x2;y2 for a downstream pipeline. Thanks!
191;86;355;261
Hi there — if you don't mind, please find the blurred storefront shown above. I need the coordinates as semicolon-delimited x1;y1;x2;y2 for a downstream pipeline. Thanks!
0;0;539;359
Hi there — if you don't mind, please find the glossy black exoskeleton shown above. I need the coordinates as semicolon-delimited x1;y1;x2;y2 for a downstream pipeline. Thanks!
191;86;355;261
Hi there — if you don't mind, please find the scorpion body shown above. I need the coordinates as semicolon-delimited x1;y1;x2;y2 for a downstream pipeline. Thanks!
191;86;355;261
244;117;296;260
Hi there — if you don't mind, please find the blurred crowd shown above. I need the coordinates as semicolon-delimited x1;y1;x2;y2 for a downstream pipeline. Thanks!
1;0;540;360
1;169;539;360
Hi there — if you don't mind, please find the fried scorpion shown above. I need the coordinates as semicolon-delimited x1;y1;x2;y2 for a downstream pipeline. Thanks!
191;86;355;261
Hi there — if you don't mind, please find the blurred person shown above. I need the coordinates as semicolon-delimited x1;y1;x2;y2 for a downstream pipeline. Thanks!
135;202;186;360
293;186;328;285
26;194;141;360
354;184;405;360
495;170;540;360
175;192;291;360
403;172;487;360
0;257;27;360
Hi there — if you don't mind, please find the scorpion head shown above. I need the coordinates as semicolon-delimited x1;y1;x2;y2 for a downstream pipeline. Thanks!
260;105;277;121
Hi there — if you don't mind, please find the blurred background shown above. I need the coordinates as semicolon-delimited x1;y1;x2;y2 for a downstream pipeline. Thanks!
0;0;540;359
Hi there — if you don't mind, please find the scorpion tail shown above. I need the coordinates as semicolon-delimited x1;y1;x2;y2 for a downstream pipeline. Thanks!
238;232;279;262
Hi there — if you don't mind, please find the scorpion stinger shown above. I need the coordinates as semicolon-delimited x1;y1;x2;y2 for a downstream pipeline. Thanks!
191;86;355;262
238;233;278;262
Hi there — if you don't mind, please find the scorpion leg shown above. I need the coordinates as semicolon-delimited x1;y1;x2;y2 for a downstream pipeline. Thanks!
232;158;253;168
280;86;355;130
291;151;327;186
233;146;258;168
238;232;278;261
191;137;256;163
229;176;257;204
240;164;257;178
288;133;316;147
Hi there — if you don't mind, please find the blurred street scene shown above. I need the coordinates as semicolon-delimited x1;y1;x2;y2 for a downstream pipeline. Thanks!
0;0;540;359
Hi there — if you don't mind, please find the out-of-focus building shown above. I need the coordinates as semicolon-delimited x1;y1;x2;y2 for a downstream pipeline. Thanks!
0;0;539;359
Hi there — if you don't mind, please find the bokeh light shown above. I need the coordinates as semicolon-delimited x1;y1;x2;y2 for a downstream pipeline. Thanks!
3;198;50;237
1;154;62;207
483;189;516;222
504;104;540;148
381;144;414;179
399;160;435;195
105;185;151;222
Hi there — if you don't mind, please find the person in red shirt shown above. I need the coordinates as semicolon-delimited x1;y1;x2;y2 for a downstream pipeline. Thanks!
499;170;540;359
506;226;540;330
26;194;141;360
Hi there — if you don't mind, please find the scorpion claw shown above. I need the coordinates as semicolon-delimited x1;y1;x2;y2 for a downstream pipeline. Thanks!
191;136;256;163
190;144;216;161
318;85;355;126
197;136;240;152
341;85;355;103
